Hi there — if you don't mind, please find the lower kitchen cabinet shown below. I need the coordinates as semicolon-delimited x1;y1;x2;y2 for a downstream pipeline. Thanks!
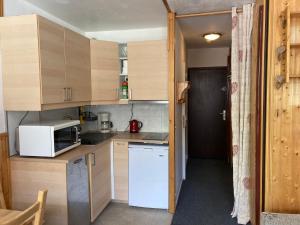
113;141;129;202
10;157;85;225
88;141;112;222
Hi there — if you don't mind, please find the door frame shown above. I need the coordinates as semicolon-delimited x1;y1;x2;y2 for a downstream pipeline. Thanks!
167;12;176;213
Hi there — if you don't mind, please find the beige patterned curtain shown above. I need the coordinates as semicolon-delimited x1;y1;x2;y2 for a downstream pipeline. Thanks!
231;4;254;225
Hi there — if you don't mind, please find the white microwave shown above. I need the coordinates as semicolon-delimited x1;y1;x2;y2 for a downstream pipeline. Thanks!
19;120;81;157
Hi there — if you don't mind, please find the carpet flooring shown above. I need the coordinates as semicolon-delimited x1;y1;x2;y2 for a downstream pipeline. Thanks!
171;159;242;225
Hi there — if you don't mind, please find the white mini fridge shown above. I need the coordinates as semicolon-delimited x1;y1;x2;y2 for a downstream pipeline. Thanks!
129;144;169;209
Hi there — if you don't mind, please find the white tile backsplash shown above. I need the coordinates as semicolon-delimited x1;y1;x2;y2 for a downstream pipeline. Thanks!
83;104;169;133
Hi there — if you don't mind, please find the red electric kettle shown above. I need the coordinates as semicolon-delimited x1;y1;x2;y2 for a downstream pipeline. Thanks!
129;120;143;133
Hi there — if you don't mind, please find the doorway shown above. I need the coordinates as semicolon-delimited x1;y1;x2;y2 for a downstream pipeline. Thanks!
172;65;238;225
188;67;229;159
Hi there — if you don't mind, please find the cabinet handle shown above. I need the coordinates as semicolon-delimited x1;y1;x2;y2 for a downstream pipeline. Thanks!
116;88;119;100
91;153;96;166
69;88;72;101
64;88;67;102
66;88;70;101
66;88;69;101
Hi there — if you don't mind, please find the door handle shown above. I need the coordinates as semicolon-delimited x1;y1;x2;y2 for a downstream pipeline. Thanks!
73;158;82;164
219;110;226;121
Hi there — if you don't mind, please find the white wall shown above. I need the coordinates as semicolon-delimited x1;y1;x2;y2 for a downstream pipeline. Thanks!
187;47;230;68
82;104;169;133
85;27;167;43
4;0;84;33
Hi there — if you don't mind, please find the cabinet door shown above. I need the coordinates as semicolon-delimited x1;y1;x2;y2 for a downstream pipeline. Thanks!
113;141;128;202
38;16;66;104
65;29;91;102
128;40;168;100
0;15;42;111
90;40;120;103
88;141;112;222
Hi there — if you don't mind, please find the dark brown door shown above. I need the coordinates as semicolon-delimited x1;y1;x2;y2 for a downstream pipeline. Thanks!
188;67;228;159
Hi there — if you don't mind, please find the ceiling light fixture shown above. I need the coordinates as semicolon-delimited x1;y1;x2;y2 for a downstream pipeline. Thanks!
203;33;222;42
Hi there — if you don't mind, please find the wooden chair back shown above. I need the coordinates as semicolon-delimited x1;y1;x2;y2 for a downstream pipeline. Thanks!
0;190;47;225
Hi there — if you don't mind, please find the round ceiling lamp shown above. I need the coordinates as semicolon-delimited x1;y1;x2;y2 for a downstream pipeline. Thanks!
203;33;222;42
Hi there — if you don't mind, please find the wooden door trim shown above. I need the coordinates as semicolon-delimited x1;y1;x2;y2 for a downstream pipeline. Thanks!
255;5;265;225
0;0;3;17
168;12;175;214
162;0;171;13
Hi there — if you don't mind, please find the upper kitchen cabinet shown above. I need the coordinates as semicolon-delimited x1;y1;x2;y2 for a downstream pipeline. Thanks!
39;16;66;105
0;15;91;111
90;40;120;104
65;29;91;103
127;40;168;101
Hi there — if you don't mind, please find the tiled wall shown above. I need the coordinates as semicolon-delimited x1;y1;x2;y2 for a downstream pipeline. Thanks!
83;104;169;133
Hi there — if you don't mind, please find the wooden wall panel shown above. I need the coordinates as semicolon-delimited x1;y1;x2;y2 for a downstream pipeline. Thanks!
266;0;300;213
0;133;11;209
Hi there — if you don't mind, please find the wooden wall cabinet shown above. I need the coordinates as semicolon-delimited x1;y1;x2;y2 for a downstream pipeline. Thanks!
0;15;91;111
65;29;91;104
113;141;128;202
39;16;66;105
90;40;120;104
88;141;112;222
127;40;168;100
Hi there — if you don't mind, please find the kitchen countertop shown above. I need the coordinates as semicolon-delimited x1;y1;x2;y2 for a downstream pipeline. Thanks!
113;132;169;144
10;132;169;164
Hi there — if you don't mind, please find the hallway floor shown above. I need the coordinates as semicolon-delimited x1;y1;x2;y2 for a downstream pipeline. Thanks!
171;159;241;225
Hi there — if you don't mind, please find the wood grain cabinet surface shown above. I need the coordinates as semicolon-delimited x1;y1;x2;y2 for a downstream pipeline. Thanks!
113;141;129;202
127;40;168;101
88;141;112;222
11;160;69;225
65;29;91;103
90;40;120;104
0;15;91;111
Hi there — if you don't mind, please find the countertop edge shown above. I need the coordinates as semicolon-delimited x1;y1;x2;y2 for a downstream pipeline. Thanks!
11;133;169;163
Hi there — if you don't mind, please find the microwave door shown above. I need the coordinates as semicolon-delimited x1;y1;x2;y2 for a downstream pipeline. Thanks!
54;126;78;154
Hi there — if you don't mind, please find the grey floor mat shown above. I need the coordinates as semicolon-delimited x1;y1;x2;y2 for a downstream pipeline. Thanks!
261;212;300;225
